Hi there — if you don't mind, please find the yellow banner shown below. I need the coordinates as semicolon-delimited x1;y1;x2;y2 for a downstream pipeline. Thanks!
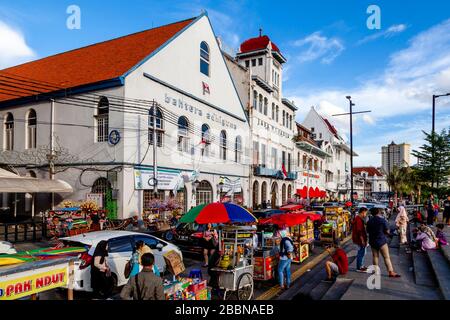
0;266;67;300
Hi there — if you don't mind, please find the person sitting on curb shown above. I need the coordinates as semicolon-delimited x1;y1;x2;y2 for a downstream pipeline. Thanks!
324;243;348;282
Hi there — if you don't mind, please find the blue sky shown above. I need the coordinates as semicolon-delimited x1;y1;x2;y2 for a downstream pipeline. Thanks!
1;0;450;166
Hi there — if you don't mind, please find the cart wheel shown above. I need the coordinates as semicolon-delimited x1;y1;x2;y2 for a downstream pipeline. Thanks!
237;272;254;300
165;231;174;241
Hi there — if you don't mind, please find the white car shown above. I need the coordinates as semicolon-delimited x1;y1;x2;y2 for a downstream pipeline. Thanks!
0;241;17;254
60;230;183;292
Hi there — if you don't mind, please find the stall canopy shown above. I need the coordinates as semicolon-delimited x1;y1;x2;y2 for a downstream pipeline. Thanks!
259;213;308;227
0;168;73;193
280;204;303;211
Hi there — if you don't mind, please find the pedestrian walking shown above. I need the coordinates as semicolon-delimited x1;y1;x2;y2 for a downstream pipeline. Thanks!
324;243;348;281
366;208;401;278
278;229;294;290
90;240;114;299
443;195;450;225
120;253;165;300
201;223;218;267
426;195;435;226
395;206;409;245
352;207;368;272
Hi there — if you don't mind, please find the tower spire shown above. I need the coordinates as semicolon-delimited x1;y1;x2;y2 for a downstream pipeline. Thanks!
259;28;262;37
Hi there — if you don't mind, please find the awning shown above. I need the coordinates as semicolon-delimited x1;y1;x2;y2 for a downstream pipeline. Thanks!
0;169;73;193
280;204;304;211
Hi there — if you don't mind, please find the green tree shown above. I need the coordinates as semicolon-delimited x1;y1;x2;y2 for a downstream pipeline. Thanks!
411;129;450;189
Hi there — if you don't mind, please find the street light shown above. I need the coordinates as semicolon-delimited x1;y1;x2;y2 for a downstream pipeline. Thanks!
332;96;371;203
432;93;450;134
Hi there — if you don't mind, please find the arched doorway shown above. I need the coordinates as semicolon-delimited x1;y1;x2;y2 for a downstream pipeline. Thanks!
282;184;287;205
287;185;292;200
196;180;213;206
261;182;267;206
271;182;278;208
252;181;259;209
92;177;111;209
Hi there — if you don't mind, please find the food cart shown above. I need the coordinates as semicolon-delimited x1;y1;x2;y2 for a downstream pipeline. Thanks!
254;224;280;282
320;206;348;243
212;225;254;300
179;202;258;300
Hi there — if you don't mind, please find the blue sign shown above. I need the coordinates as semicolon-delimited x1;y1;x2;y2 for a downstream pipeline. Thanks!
108;130;121;145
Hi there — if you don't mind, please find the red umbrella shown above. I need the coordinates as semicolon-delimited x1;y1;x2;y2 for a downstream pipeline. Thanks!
280;204;304;211
308;187;315;198
300;212;322;221
314;187;320;198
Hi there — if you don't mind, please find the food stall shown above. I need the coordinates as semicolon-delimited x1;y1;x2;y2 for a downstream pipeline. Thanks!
179;202;257;300
320;206;350;243
254;224;280;282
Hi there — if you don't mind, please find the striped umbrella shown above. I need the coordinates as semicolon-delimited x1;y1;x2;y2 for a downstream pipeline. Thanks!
179;202;257;224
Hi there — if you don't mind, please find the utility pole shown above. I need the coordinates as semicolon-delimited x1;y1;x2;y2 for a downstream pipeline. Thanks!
333;97;371;204
151;100;159;196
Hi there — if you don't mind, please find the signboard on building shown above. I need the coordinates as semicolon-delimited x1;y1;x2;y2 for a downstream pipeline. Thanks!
86;193;103;209
134;167;183;191
0;266;68;300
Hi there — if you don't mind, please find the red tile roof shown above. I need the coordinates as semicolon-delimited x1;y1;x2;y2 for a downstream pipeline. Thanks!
0;17;195;103
352;167;384;177
240;35;280;54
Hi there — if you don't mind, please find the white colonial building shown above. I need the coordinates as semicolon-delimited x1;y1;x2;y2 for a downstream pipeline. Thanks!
302;107;357;200
225;33;297;209
353;167;389;200
0;13;252;219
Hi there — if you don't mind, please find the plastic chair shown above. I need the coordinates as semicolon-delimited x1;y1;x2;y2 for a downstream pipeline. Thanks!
189;269;203;280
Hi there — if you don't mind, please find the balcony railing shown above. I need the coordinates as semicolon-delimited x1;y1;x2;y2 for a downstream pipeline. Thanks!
253;165;297;180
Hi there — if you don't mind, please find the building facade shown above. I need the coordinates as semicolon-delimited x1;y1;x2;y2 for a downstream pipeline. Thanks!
226;33;297;209
302;107;357;200
352;167;388;200
0;13;252;219
381;141;410;174
294;123;329;200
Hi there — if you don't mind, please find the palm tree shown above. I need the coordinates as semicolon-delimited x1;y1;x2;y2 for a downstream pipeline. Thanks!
386;166;404;206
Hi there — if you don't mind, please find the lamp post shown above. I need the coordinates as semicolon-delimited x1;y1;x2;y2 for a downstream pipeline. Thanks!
332;97;371;204
432;93;450;134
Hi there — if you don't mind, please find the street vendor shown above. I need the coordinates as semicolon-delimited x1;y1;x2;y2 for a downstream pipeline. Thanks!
278;229;294;290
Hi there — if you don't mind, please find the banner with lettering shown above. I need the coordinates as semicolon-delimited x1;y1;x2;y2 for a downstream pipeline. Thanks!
0;266;68;300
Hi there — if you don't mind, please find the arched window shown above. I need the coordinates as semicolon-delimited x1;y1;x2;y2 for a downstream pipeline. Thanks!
4;113;14;151
276;106;279;122
220;130;227;161
261;181;267;205
26;109;37;149
253;90;258;109
196;180;213;205
252;181;259;209
258;94;263;113
271;103;275;120
271;182;278;207
200;41;210;76
96;97;109;142
92;177;111;209
201;124;211;157
290;115;293;130
287;185;292;200
282;184;287;205
234;136;242;163
282;110;285;126
149;106;164;147
177;116;190;152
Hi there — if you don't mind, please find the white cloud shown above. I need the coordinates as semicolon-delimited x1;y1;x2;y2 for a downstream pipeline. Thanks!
357;24;408;45
292;32;344;64
288;19;450;167
0;20;35;69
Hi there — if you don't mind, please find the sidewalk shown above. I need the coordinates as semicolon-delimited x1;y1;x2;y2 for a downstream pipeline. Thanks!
340;214;443;300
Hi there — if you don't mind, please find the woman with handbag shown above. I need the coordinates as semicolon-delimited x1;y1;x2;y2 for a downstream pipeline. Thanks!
91;240;114;299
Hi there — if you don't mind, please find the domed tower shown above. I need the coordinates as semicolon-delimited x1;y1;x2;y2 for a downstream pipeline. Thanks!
236;30;287;100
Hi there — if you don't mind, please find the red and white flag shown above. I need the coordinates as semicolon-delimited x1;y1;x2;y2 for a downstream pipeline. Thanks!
281;163;288;179
202;82;210;95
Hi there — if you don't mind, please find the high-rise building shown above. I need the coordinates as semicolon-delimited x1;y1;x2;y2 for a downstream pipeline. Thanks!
381;141;410;174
